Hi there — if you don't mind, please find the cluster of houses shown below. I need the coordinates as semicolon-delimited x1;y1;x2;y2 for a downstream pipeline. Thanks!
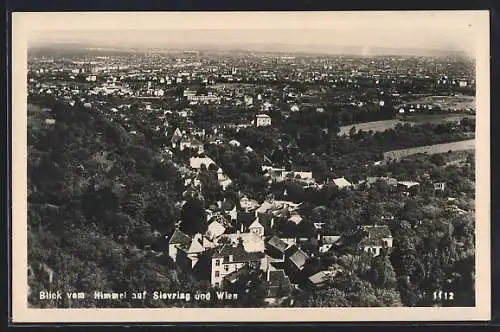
167;155;398;304
171;127;206;155
167;210;395;304
185;156;234;191
166;153;453;303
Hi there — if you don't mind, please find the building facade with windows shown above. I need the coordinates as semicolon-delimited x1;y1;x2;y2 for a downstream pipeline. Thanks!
211;244;264;287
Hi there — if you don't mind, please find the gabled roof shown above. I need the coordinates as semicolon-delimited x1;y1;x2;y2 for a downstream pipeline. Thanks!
268;269;287;284
267;236;289;253
249;218;264;229
285;245;310;270
397;181;420;188
186;238;205;254
172;127;183;137
308;270;332;286
169;229;192;246
206;220;226;239
256;201;274;214
332;177;352;189
266;269;292;298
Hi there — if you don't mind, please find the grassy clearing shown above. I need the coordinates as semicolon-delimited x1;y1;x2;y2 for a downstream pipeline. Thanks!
339;120;414;136
398;95;476;111
397;113;475;124
383;139;475;161
339;113;475;136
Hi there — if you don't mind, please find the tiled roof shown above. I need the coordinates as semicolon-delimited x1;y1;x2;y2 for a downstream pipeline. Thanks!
332;177;352;189
308;270;332;285
286;245;310;270
267;236;289;253
169;229;192;246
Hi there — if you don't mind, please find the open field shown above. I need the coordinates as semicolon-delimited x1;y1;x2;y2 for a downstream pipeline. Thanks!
397;113;475;124
339;120;414;136
339;113;475;136
383;139;475;161
398;94;476;111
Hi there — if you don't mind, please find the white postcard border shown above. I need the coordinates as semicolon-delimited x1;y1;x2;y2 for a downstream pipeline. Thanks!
11;11;491;323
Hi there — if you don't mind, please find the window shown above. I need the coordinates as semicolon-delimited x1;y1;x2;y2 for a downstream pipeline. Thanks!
215;271;220;278
224;265;229;272
215;259;220;267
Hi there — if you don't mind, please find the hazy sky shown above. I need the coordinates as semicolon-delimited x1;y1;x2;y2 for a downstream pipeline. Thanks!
22;11;487;56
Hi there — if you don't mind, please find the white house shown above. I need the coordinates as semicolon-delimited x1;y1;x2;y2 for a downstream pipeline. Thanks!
256;114;272;127
211;244;265;287
359;225;393;257
249;218;265;237
189;157;216;170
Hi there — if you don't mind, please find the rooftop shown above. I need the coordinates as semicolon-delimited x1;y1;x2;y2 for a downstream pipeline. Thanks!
286;245;310;270
308;270;333;286
266;269;292;298
332;177;352;189
213;244;264;263
168;229;192;246
218;232;265;253
267;236;289;253
189;157;216;169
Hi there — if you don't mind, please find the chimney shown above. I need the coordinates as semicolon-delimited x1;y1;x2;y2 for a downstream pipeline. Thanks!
229;254;233;262
270;218;274;229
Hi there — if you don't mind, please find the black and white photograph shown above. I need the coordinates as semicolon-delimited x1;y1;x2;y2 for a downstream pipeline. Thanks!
11;11;490;322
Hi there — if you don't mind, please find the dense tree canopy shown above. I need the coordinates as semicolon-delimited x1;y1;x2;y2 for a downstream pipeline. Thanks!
28;99;185;308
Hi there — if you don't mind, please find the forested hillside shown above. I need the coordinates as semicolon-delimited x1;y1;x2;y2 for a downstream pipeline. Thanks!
27;99;201;308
